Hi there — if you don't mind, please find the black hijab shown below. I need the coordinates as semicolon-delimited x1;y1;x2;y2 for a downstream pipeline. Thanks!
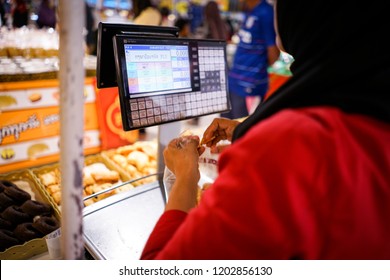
233;0;390;141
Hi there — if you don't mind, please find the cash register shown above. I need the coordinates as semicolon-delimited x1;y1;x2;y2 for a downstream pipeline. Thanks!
83;22;230;259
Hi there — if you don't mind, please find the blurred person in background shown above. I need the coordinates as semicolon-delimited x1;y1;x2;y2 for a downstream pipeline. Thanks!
188;0;228;126
12;0;29;28
85;1;97;55
131;0;162;136
187;0;203;35
131;0;161;26
203;0;228;41
174;17;190;38
222;0;280;119
36;0;56;29
140;0;390;260
160;6;174;27
0;0;7;26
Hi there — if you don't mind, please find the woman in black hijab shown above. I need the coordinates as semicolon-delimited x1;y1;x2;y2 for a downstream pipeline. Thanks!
141;0;390;259
231;0;390;139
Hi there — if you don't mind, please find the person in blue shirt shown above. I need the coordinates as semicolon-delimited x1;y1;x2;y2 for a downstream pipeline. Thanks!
222;0;280;119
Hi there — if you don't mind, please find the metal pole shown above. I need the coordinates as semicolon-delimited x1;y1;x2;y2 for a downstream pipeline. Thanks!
58;0;85;260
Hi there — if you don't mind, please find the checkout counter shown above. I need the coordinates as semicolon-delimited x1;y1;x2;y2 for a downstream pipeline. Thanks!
81;22;231;259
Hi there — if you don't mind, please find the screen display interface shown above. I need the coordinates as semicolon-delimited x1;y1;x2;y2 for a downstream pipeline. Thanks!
125;45;191;95
114;36;230;130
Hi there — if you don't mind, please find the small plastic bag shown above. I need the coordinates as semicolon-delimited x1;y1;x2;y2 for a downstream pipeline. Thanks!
163;146;219;197
45;227;62;259
198;146;219;187
163;166;176;196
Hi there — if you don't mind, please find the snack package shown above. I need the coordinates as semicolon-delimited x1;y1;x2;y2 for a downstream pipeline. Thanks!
46;227;62;259
163;166;176;196
163;146;219;197
198;147;219;187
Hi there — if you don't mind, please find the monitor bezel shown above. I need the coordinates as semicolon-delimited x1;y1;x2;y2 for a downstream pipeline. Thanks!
96;22;179;89
112;34;231;131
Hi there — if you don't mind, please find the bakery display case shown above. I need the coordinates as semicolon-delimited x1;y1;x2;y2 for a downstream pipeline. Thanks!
0;20;233;259
77;22;232;259
0;77;158;260
0;25;149;259
31;153;139;210
83;180;164;259
0;170;61;259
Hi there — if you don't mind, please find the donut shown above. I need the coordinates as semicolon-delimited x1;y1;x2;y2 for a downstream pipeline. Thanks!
1;205;32;225
0;229;21;252
20;200;53;217
0;192;15;212
0;216;13;230
32;216;60;235
14;223;44;242
0;180;18;192
4;185;31;204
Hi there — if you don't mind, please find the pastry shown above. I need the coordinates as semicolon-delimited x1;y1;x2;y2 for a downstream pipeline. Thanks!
111;154;127;167
0;192;15;212
51;191;61;205
126;150;149;170
125;164;138;176
83;173;95;186
1;205;31;225
12;180;36;200
39;171;58;186
91;170;119;184
134;141;157;159
20;200;52;217
0;180;18;192
90;183;115;201
116;145;136;156
14;222;43;242
46;184;60;194
4;185;31;204
0;217;13;230
0;229;21;252
32;216;60;235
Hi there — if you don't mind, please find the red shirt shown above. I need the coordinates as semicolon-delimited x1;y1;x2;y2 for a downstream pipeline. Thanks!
141;107;390;259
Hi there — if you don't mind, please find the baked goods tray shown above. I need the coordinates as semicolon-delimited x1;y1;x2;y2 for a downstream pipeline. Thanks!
82;180;165;260
0;170;60;260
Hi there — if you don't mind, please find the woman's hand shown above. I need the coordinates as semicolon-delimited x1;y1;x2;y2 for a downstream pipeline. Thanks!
164;135;201;180
164;135;202;212
201;117;240;150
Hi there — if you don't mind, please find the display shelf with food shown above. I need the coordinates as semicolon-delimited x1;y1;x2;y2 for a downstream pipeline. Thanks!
102;140;158;187
82;180;165;260
0;170;60;260
30;154;138;212
0;28;97;83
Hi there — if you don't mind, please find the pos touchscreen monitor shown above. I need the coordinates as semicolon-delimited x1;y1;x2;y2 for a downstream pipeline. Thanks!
112;35;231;131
